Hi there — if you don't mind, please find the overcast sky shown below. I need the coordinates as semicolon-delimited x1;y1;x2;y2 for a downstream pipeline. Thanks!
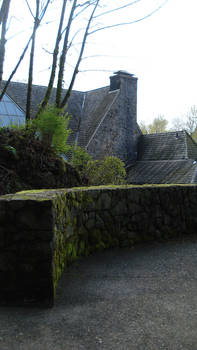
3;0;197;126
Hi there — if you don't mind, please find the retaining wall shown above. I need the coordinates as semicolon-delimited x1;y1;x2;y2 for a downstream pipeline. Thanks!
0;184;197;307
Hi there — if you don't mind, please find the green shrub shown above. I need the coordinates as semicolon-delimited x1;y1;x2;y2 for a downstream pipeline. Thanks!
70;147;126;185
33;105;71;154
87;156;126;185
70;146;92;176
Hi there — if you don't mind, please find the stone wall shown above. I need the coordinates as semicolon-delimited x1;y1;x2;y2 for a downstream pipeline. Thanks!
86;72;140;164
0;184;197;307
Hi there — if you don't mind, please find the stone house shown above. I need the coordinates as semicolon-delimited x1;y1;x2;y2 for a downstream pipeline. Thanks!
1;70;197;184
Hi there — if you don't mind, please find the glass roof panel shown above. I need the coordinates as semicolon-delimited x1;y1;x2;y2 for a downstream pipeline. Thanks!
0;102;7;115
2;94;10;102
0;93;25;126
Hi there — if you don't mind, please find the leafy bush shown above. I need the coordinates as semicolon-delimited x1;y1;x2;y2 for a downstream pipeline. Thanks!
70;147;126;185
70;145;92;175
87;156;126;185
33;105;71;154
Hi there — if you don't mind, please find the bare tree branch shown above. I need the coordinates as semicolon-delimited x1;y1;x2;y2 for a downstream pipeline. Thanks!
24;0;34;18
42;46;53;55
94;0;142;19
0;35;32;101
89;0;168;35
60;0;100;108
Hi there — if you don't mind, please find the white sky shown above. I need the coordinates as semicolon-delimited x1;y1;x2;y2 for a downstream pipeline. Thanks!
3;0;197;126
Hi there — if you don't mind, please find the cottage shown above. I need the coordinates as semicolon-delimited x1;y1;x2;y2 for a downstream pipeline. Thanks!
1;71;197;184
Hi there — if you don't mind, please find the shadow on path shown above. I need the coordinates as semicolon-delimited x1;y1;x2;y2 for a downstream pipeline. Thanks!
1;234;197;350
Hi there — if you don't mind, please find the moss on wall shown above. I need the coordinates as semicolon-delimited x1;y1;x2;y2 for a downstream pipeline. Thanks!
1;184;197;306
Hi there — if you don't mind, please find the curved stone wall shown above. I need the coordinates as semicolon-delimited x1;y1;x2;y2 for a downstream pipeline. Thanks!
0;184;197;307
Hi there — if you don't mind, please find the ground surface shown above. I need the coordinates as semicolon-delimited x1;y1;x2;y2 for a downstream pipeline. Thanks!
1;235;197;350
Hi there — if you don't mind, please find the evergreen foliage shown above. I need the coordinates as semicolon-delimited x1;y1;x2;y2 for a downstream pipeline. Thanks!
33;105;71;154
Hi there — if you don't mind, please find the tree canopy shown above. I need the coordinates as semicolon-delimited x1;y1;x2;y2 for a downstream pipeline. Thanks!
140;115;168;134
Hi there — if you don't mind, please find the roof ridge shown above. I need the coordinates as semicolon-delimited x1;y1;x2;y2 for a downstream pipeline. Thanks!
2;80;84;94
142;130;185;137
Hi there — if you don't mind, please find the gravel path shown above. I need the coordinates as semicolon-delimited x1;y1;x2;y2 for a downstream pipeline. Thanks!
1;234;197;350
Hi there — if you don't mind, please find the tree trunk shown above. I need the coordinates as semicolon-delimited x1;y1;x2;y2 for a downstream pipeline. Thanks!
60;0;99;109
26;0;40;121
37;0;68;117
0;0;11;89
55;0;78;108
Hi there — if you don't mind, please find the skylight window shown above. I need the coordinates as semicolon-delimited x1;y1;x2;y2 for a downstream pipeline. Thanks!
0;93;25;127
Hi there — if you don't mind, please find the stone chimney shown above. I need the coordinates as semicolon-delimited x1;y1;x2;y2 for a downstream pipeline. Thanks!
109;71;138;163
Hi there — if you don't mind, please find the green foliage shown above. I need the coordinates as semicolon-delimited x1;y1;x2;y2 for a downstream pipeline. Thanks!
70;149;126;185
87;156;126;185
70;146;126;186
70;145;92;176
140;115;168;134
33;105;71;154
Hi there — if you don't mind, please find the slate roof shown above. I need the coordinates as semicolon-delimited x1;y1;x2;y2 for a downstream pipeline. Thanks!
127;131;197;184
137;131;197;161
127;160;197;184
1;81;115;149
78;88;119;148
2;81;84;121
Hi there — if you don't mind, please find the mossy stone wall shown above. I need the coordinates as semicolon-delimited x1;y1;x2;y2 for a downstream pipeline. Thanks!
0;184;197;307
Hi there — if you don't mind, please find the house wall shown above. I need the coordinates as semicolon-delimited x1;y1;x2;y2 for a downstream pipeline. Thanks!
86;72;140;164
0;184;197;307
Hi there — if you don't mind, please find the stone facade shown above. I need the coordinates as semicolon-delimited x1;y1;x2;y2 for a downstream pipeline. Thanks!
86;71;140;163
0;185;197;306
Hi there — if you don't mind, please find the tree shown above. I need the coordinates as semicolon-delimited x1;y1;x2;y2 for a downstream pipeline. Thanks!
32;105;71;153
26;0;51;120
170;117;185;132
37;0;68;113
0;0;51;103
0;0;168;122
185;105;197;135
170;106;197;142
38;0;168;116
140;115;168;134
0;0;11;89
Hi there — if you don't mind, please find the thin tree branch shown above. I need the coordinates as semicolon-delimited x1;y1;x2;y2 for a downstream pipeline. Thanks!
39;0;51;21
0;35;32;101
94;0;142;19
24;0;34;18
79;68;114;73
60;0;100;108
42;46;53;54
89;0;168;35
